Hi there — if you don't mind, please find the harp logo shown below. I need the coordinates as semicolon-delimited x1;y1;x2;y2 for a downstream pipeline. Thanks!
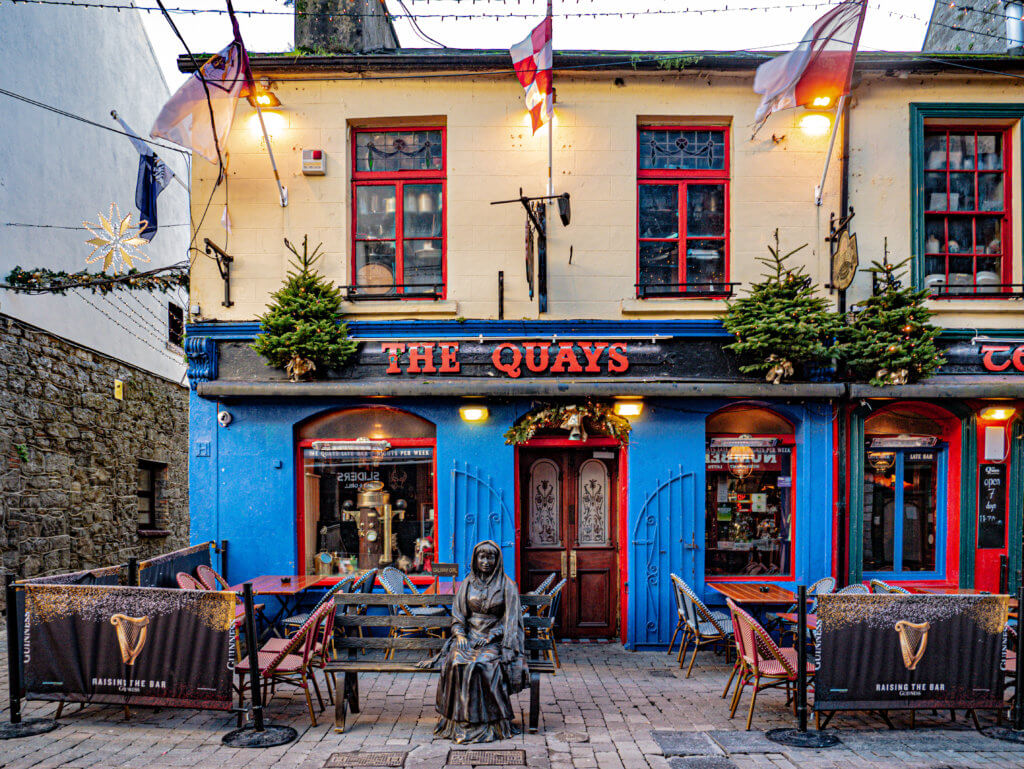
110;614;150;666
894;620;930;671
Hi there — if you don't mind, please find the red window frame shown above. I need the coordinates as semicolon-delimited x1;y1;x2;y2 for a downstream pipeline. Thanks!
351;126;447;299
922;125;1012;297
636;125;731;298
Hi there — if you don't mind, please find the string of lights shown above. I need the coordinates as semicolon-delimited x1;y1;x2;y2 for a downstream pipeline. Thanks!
73;289;186;365
121;289;176;333
106;291;176;342
4;222;191;230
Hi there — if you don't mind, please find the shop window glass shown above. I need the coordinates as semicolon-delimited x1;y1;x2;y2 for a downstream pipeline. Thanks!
352;128;445;299
705;408;794;577
637;127;730;298
921;127;1011;297
299;408;436;575
863;446;942;576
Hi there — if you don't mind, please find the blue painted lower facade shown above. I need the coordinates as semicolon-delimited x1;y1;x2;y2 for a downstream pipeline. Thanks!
189;387;833;650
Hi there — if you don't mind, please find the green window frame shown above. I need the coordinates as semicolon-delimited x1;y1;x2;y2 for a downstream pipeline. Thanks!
910;103;1024;294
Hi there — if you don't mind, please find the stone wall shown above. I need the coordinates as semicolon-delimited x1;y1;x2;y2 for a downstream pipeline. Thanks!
924;1;1015;53
0;313;189;588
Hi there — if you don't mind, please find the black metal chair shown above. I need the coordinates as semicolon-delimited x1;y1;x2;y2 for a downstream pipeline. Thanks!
281;575;355;634
670;574;734;679
540;578;567;668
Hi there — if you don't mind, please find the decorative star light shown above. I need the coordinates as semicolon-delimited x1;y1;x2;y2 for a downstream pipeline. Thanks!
83;204;151;273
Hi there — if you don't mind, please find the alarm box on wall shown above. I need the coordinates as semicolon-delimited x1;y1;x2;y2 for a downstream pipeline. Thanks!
302;149;326;175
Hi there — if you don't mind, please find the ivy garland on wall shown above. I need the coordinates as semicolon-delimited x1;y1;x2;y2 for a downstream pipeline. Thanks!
3;265;188;295
504;402;633;445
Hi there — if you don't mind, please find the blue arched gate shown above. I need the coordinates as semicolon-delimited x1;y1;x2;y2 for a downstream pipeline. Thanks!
450;461;516;576
630;466;698;648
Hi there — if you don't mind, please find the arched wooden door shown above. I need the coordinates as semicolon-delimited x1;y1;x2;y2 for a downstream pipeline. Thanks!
519;447;619;638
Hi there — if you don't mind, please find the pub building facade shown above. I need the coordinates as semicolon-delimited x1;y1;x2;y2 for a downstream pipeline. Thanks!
184;46;1024;649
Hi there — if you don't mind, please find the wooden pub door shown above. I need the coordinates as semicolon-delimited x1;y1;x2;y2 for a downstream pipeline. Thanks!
519;447;619;639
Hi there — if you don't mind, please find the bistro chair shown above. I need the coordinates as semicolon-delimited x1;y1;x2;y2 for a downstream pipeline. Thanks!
263;593;339;703
379;566;448;660
775;576;835;645
869;579;910;594
726;598;815;731
191;565;267;632
175;572;204;590
234;600;333;727
670;574;734;679
281;575;354;634
836;583;870;595
540;578;567;668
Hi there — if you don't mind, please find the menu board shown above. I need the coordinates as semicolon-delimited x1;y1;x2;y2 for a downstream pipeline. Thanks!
978;463;1006;549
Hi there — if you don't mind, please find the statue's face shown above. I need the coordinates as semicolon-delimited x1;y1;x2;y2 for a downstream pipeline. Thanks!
475;547;497;576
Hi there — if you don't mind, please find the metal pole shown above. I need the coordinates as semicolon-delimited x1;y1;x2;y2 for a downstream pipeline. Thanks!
797;584;808;732
498;271;505;320
1015;578;1024;730
537;202;547;313
252;103;288;207
127;557;138;587
220;540;229;584
6;575;21;725
815;94;847;207
242;583;265;732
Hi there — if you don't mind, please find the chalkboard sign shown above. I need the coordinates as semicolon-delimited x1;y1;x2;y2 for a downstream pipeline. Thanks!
429;562;459;578
978;463;1006;549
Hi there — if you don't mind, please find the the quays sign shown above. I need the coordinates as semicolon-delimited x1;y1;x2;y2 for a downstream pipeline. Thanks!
380;341;631;378
978;344;1024;373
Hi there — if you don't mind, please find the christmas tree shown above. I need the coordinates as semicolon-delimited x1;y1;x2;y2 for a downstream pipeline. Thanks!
252;236;357;381
722;231;839;383
839;257;944;386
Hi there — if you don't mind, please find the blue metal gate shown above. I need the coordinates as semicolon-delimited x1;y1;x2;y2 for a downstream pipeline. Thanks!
630;466;698;647
450;461;516;576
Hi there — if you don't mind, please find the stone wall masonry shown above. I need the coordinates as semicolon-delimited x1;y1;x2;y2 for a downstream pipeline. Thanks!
0;313;189;594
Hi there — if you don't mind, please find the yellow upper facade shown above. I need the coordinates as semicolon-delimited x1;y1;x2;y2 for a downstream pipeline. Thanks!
188;52;1024;330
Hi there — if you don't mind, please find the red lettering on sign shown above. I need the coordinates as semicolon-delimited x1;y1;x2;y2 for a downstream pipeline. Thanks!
578;342;608;372
492;343;522;378
439;342;460;373
550;342;584;373
381;342;406;375
1014;346;1024;372
607;342;630;373
981;345;1013;372
407;343;436;374
523;343;550;372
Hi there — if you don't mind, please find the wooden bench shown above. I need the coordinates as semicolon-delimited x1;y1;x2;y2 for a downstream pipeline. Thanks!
325;592;556;733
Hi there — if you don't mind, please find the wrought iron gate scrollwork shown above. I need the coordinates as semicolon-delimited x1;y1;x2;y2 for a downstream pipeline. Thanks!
450;461;516;575
630;466;697;646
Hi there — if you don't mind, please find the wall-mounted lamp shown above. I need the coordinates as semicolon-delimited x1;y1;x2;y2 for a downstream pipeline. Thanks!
800;112;832;137
247;90;281;109
459;405;489;423
810;95;833;108
980;406;1016;421
613;400;643;418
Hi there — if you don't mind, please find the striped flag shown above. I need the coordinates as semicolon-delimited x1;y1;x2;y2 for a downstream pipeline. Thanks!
510;15;553;134
752;0;866;133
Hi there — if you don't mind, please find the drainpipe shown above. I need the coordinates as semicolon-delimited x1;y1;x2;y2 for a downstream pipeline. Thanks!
835;386;850;586
838;93;852;315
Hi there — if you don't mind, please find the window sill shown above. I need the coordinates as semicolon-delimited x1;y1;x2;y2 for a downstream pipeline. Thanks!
621;297;728;316
925;298;1024;314
138;529;172;538
340;299;459;316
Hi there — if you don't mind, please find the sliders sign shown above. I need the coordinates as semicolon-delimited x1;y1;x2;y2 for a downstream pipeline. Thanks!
380;340;631;378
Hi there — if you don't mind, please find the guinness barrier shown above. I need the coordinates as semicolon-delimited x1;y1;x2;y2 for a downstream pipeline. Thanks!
815;594;1010;715
138;541;216;588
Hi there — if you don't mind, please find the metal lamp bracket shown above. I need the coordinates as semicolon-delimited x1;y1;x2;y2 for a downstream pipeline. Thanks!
203;238;235;307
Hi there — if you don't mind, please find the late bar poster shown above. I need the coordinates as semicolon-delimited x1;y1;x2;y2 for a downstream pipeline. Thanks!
23;584;236;710
815;594;1009;711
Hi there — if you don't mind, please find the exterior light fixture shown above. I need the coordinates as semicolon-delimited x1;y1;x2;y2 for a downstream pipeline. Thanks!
459;405;489;423
811;95;832;108
613;400;643;417
247;91;281;109
800;113;832;137
980;406;1016;421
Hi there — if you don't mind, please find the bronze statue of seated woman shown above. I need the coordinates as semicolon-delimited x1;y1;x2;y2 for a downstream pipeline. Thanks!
419;539;528;743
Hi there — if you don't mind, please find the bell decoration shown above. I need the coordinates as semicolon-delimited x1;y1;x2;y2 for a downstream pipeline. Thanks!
559;407;587;442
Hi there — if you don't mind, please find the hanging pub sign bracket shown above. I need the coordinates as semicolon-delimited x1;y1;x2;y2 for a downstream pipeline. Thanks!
824;207;857;311
491;189;571;314
203;238;235;308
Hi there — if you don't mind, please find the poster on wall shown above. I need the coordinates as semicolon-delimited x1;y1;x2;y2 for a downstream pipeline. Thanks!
23;585;236;710
815;594;1009;711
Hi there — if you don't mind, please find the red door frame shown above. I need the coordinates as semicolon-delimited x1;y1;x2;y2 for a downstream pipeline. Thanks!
514;436;629;645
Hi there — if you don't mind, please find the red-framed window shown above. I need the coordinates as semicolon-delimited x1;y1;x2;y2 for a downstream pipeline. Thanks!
351;127;446;300
636;126;731;298
922;126;1012;297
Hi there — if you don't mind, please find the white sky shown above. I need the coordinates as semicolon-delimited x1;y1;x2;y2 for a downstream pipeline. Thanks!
141;0;935;89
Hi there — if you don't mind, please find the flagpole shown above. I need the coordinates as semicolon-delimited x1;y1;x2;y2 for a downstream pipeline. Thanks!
814;93;846;207
253;101;288;207
547;0;553;198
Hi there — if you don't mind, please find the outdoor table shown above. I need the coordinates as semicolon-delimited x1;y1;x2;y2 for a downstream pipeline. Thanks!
706;582;797;605
776;611;818;630
227;574;325;633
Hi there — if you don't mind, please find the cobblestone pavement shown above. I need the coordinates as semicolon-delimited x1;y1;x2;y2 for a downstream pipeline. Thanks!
2;634;1024;769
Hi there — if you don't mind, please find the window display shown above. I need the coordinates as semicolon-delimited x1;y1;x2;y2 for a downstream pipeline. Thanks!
705;439;793;576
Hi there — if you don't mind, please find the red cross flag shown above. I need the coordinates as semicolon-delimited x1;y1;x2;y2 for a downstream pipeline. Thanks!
752;0;866;134
510;16;553;134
